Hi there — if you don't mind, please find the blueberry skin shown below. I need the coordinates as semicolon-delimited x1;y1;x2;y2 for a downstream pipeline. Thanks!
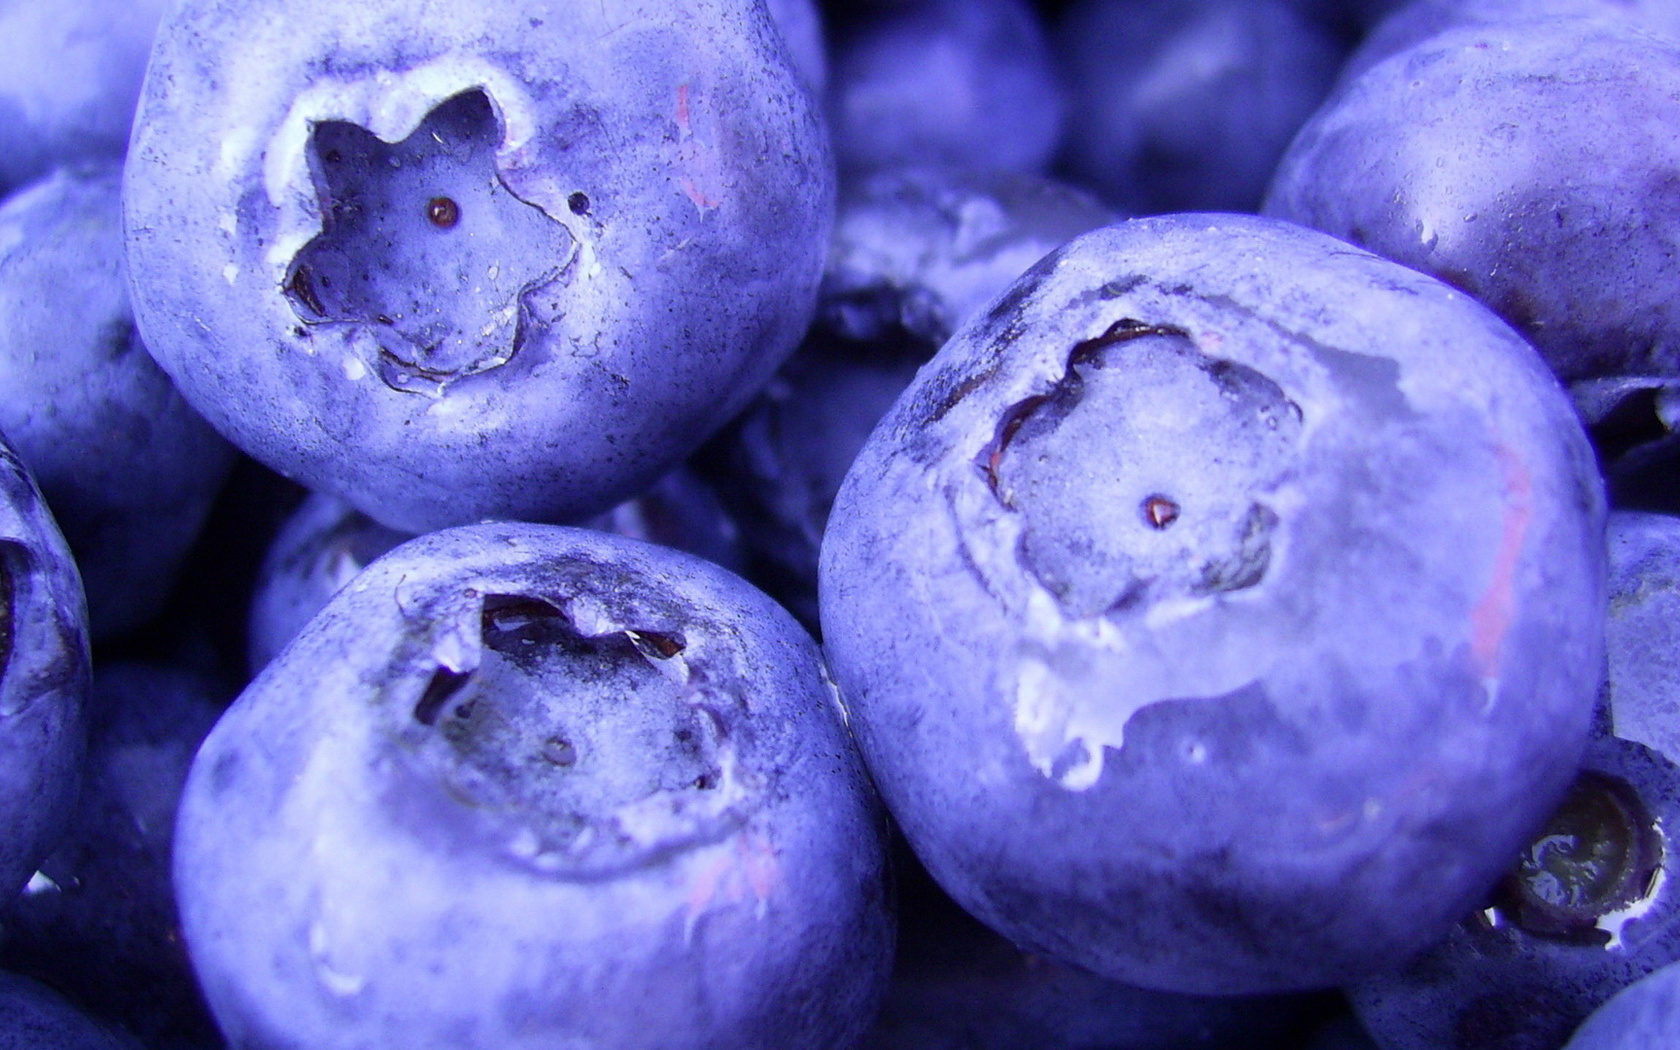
125;0;833;534
766;0;828;97
1335;0;1680;89
1564;961;1680;1050
819;168;1117;351
178;522;892;1049
578;463;745;578
1264;18;1680;387
827;0;1067;175
0;0;170;200
0;436;88;905
820;213;1606;995
1353;511;1680;1050
862;850;1322;1050
244;493;422;676
246;467;742;672
0;972;142;1050
1601;512;1680;762
0;662;224;1050
1350;735;1680;1050
1054;0;1345;216
0;164;236;640
703;167;1113;629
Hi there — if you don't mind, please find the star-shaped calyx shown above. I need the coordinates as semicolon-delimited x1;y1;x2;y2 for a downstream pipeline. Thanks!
284;89;574;393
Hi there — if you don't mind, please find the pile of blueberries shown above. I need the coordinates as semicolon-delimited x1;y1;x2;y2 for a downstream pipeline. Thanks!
5;0;1680;1046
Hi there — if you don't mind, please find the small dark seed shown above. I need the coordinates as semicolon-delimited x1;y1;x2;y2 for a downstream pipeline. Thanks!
1144;496;1181;530
427;196;460;228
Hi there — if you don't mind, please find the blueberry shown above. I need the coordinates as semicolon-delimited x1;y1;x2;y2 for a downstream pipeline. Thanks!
1564;960;1680;1049
1352;510;1680;1049
0;662;225;1049
282;90;576;389
819;213;1606;995
245;494;414;675
124;0;834;533
863;846;1326;1049
702;166;1113;630
577;464;745;578
1264;17;1680;387
0;434;88;903
1054;0;1345;215
0;0;169;199
0;163;236;640
0;972;142;1050
177;522;892;1048
1601;513;1680;760
819;168;1116;350
766;0;828;97
247;466;742;672
827;0;1066;174
1336;0;1680;89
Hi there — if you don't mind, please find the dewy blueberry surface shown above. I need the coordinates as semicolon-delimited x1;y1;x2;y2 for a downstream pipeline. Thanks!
124;0;833;533
176;523;891;1049
820;213;1607;996
1334;0;1680;88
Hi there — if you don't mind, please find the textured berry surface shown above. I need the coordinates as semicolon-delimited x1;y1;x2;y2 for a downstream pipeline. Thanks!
703;166;1112;629
125;0;833;533
178;522;892;1049
1265;17;1680;386
821;213;1607;995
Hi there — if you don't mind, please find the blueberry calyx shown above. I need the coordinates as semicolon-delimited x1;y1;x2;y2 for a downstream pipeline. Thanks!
400;587;754;879
1490;770;1662;945
976;315;1300;619
977;317;1181;504
282;89;575;395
